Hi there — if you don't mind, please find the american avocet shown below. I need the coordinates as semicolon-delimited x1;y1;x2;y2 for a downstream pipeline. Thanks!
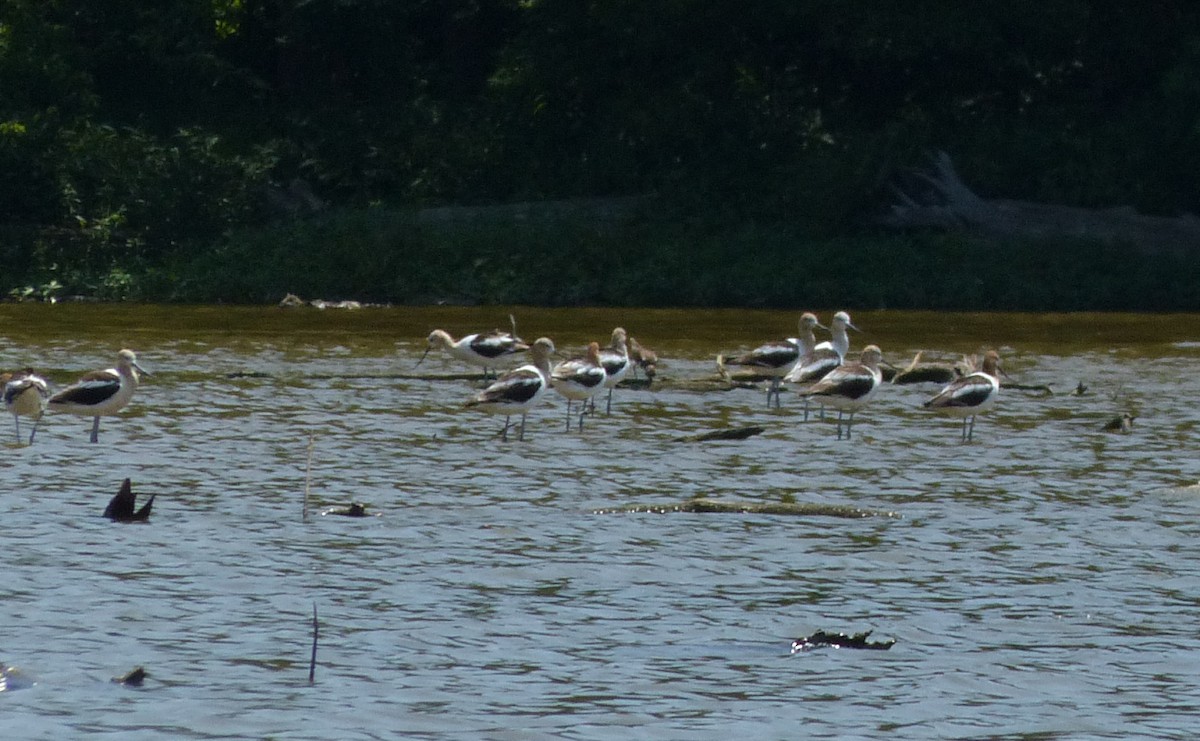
465;337;555;441
48;349;148;444
597;327;632;415
785;311;858;420
551;341;607;432
627;336;658;380
799;345;883;440
2;368;49;445
922;349;1002;442
719;313;824;409
418;321;529;380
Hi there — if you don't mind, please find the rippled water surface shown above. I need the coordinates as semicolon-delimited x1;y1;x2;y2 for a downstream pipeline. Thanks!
4;305;1200;739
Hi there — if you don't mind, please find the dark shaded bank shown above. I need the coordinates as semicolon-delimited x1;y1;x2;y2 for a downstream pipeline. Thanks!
8;206;1200;311
171;208;1200;311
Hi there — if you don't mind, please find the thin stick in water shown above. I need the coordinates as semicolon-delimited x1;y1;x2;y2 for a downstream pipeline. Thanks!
303;433;315;521
309;602;318;684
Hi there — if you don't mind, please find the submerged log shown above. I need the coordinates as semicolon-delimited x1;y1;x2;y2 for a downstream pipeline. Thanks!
594;498;900;519
676;426;765;442
791;630;895;653
880;151;1200;253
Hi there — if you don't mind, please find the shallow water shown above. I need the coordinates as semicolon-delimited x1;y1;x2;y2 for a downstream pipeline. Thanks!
3;305;1200;739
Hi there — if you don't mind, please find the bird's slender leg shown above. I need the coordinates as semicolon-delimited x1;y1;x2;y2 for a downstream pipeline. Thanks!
89;416;100;444
518;413;528;441
605;388;614;415
28;414;42;445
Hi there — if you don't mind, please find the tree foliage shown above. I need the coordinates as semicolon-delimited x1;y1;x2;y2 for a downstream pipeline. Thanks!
1;1;1199;298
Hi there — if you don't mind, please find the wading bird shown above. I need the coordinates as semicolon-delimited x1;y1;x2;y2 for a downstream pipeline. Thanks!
922;349;1002;442
49;349;148;444
719;313;825;409
786;310;859;420
2;368;49;445
799;344;883;440
465;337;555;441
551;342;608;432
597;327;632;415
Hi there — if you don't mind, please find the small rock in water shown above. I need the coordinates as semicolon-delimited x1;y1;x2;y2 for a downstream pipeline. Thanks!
321;502;374;517
1102;413;1135;433
112;666;147;686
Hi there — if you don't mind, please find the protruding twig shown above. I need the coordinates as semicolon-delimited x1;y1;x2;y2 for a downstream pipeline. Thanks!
303;434;315;522
308;602;318;685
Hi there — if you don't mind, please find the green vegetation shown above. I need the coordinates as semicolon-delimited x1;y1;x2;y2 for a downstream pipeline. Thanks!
2;2;1199;308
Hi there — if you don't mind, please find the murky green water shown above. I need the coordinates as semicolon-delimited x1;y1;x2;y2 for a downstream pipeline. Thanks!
3;304;1200;739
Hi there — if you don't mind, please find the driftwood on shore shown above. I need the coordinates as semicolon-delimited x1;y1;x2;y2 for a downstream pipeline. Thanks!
594;498;900;519
879;151;1200;253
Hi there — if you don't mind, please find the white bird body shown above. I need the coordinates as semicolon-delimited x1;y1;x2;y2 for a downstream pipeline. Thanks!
551;342;607;431
722;313;824;408
420;327;529;377
799;344;883;440
3;369;49;444
48;349;147;443
466;337;555;440
924;350;1002;441
785;310;856;385
596;327;631;414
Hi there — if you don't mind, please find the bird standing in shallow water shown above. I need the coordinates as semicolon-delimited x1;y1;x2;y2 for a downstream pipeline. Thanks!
465;337;555;441
597;328;632;415
48;349;148;444
923;349;1002;442
418;322;529;381
551;342;607;432
799;344;884;440
3;368;49;445
719;313;825;409
786;311;858;420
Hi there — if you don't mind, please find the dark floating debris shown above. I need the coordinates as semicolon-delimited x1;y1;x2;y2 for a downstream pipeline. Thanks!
321;503;376;517
104;479;154;522
1102;413;1135;433
791;630;895;654
676;426;765;443
594;498;899;519
112;666;147;686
